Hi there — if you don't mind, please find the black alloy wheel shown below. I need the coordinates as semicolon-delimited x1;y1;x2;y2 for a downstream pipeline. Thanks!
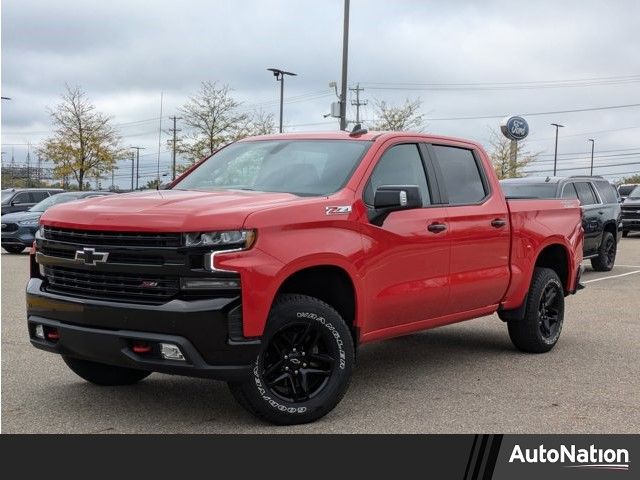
538;283;561;340
262;322;336;403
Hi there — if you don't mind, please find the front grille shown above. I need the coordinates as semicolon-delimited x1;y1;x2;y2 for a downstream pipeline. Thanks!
2;223;18;232
43;227;182;248
43;266;179;304
622;207;640;219
39;244;165;265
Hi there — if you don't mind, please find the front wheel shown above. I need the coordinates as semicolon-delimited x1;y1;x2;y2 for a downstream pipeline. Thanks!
622;230;629;238
63;356;152;386
508;267;565;353
591;231;617;271
229;294;355;425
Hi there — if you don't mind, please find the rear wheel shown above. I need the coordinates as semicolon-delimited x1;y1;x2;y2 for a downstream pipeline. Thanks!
3;245;25;254
228;294;354;425
508;267;565;353
63;356;151;386
591;231;616;271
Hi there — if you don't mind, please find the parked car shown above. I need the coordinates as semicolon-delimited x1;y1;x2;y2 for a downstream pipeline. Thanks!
501;176;621;271
621;185;640;237
1;191;114;254
27;131;583;425
1;188;64;215
618;183;639;201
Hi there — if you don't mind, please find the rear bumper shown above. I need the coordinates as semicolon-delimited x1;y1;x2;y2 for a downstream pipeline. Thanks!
26;278;260;380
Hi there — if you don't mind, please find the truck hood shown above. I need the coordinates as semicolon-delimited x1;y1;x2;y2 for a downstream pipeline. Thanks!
40;189;301;232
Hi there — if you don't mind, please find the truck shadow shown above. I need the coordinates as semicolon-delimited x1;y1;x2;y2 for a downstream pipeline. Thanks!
43;323;524;431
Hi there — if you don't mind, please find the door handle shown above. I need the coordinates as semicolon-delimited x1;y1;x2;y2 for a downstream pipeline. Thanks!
427;222;447;233
598;211;604;215
491;218;507;228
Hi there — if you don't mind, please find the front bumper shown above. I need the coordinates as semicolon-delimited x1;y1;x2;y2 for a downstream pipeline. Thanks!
621;217;640;231
1;225;37;248
26;278;260;380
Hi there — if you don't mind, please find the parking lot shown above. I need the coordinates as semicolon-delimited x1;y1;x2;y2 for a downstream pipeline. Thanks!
2;237;639;433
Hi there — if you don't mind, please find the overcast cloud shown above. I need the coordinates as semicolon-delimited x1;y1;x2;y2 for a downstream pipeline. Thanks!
2;0;639;187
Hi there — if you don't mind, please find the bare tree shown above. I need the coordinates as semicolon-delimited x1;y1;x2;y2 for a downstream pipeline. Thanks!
38;85;124;190
371;98;425;131
177;81;248;165
488;127;539;179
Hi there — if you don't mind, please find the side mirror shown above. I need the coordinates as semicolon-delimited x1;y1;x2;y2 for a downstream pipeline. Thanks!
369;185;422;226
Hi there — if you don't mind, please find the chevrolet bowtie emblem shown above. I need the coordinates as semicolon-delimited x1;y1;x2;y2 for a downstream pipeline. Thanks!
74;247;109;265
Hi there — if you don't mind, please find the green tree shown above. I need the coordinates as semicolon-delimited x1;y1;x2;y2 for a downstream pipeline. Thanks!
620;174;640;184
488;128;539;179
38;85;124;190
371;98;425;131
177;81;248;166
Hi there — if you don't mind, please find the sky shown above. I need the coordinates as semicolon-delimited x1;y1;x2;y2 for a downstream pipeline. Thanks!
2;0;640;188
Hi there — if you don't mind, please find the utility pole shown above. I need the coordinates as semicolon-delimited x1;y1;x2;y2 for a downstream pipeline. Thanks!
267;68;297;133
130;146;145;190
111;165;116;191
26;142;31;187
168;116;182;180
588;138;595;176
130;151;135;191
339;0;350;130
551;123;564;176
349;83;367;123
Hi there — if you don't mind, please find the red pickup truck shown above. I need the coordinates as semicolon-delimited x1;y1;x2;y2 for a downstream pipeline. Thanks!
27;131;584;424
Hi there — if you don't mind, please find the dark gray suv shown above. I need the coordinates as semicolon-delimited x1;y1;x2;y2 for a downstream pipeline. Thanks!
501;176;622;271
1;188;64;215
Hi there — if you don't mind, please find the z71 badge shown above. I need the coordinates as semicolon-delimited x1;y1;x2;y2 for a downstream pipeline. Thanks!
325;206;352;215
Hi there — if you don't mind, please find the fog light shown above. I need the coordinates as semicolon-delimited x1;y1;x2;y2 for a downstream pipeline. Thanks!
180;277;240;290
160;343;185;361
35;324;45;339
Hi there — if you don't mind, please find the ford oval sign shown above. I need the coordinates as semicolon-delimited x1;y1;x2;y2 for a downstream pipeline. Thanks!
500;116;529;141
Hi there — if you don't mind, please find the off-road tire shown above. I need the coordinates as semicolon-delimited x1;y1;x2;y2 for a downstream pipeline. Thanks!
508;267;565;353
228;294;354;425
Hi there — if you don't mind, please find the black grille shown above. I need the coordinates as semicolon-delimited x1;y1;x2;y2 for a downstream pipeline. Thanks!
39;244;165;265
622;206;640;219
43;266;179;304
43;227;182;248
2;223;19;232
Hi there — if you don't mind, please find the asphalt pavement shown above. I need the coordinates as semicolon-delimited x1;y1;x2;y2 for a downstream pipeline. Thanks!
2;237;639;433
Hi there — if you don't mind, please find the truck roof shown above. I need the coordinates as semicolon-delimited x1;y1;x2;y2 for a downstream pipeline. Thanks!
236;130;483;148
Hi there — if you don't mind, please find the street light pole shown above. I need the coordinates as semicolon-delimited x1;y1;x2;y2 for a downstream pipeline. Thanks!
339;0;350;131
267;68;297;133
551;123;565;176
588;138;595;176
130;146;145;190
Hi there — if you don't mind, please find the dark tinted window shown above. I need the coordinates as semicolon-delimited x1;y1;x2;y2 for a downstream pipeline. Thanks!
433;146;486;204
594;181;617;204
364;144;430;206
561;183;578;199
574;182;598;205
12;192;31;204
501;182;558;198
31;191;49;202
618;185;637;196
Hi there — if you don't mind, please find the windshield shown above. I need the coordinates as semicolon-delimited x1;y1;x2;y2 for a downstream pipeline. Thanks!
500;182;558;198
619;185;638;196
174;140;372;196
1;190;14;203
629;186;640;199
29;192;83;212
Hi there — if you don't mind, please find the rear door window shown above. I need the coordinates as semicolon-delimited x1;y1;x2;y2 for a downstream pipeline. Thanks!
561;183;578;199
431;146;487;205
574;182;598;206
593;181;617;204
30;191;50;203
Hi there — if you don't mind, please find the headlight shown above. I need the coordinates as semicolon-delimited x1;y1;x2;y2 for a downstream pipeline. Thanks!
18;219;40;227
183;230;256;249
